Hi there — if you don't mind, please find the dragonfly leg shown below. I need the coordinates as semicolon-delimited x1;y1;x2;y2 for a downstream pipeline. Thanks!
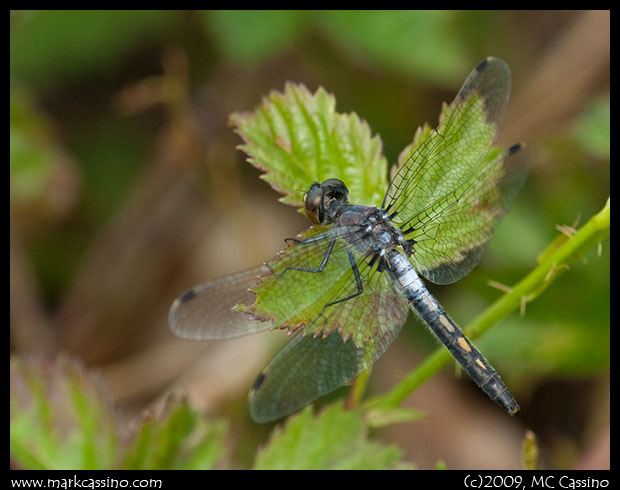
315;247;364;320
276;239;336;278
283;230;334;245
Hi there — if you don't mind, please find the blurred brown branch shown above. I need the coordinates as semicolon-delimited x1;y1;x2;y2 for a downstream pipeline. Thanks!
503;10;609;146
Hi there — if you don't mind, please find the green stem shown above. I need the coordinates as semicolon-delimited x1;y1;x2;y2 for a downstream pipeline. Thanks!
363;198;610;411
345;369;371;410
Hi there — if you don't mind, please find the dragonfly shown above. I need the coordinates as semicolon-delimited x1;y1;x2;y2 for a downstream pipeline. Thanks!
169;57;530;423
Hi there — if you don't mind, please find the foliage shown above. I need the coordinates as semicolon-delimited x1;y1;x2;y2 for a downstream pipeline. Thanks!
10;356;118;470
10;355;410;469
253;404;412;469
11;11;473;87
571;96;610;160
120;401;227;470
231;82;388;209
10;355;227;470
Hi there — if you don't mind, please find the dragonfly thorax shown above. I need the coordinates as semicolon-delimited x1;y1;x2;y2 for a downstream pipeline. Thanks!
334;205;413;262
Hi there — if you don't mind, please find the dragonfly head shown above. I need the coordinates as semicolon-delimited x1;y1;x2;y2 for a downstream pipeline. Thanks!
305;178;349;225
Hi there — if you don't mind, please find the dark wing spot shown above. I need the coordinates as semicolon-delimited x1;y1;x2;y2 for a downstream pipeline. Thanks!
252;372;266;391
476;57;489;72
179;288;197;303
509;142;522;155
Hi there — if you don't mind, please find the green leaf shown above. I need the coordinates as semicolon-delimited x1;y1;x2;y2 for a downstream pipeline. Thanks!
10;89;65;207
231;83;399;344
319;10;470;83
203;10;309;65
120;398;227;470
10;355;228;470
10;355;118;470
10;10;170;87
571;96;610;160
230;82;388;209
238;225;406;345
253;404;411;469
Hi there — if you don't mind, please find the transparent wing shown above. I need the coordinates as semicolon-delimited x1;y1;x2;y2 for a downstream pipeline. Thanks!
384;57;511;218
247;224;409;346
248;324;402;423
382;57;530;284
243;224;409;422
406;143;530;284
169;265;272;340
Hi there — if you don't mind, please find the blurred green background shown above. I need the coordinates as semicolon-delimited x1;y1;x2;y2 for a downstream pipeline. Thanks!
10;10;609;470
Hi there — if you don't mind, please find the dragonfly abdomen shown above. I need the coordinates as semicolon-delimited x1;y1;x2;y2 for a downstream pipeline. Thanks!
386;250;520;415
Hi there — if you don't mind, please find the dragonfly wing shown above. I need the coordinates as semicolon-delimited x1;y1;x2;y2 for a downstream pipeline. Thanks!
248;224;410;346
408;142;531;284
303;248;411;346
383;57;512;220
240;225;409;422
248;317;404;423
383;57;530;284
169;265;273;340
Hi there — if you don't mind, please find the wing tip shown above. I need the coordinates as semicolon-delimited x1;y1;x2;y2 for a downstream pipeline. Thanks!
476;57;489;72
477;56;508;72
178;287;197;304
252;372;267;391
509;142;526;155
505;141;532;170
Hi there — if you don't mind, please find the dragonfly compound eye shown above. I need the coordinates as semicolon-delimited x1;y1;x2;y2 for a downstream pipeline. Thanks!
304;183;323;224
